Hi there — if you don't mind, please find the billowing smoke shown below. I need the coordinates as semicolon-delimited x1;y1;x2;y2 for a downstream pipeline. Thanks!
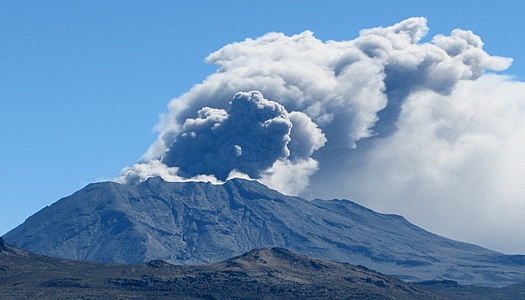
163;91;294;180
117;18;525;253
118;90;325;192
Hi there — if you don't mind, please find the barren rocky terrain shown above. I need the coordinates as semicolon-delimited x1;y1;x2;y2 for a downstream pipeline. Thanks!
0;237;450;299
5;177;525;287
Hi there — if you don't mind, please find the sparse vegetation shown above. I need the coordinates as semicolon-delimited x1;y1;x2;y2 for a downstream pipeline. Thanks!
0;239;449;299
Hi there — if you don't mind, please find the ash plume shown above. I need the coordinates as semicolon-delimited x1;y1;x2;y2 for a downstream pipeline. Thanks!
117;18;525;252
162;91;294;181
118;17;510;192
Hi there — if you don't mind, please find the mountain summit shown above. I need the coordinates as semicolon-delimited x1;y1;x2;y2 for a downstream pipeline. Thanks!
4;177;525;286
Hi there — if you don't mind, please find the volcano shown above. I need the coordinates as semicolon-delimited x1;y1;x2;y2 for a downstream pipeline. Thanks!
4;177;525;287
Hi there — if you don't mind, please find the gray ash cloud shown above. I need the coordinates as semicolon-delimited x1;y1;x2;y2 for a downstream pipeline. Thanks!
161;91;293;180
116;18;525;252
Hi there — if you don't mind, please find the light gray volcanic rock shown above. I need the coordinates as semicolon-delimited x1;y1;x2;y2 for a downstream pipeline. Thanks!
4;177;525;287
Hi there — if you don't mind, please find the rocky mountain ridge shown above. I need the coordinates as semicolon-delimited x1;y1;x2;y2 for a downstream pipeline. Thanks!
0;238;450;299
4;177;525;287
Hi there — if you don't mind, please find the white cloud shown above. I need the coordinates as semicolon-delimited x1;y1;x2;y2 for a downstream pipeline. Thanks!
115;18;525;253
304;75;525;253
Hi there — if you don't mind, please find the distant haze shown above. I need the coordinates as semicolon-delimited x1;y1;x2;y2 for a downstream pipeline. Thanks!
116;18;525;254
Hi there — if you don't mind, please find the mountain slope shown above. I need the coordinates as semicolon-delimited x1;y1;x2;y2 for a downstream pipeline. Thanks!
4;177;525;287
414;279;525;300
0;238;450;300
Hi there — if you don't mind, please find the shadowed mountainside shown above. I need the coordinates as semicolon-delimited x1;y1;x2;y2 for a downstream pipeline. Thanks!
4;177;525;287
414;279;525;300
0;238;450;300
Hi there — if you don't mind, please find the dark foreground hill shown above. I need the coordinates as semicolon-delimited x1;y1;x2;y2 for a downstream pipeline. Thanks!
4;177;525;287
0;238;450;300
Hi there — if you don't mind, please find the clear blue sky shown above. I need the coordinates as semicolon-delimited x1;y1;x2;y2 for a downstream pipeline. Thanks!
1;1;524;244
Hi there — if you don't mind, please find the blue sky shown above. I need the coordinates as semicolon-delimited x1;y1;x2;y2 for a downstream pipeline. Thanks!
2;1;525;253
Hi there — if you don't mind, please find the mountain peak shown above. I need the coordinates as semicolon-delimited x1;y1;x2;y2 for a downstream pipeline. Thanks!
4;179;525;287
225;247;334;272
